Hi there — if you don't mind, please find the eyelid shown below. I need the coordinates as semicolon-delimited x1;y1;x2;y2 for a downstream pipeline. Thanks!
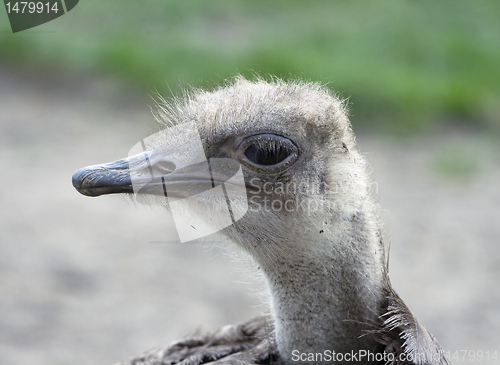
238;133;297;149
252;135;285;152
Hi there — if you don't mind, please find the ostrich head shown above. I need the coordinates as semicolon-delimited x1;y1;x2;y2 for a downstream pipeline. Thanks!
73;77;388;364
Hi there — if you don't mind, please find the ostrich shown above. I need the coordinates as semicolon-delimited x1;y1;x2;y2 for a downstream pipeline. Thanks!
72;77;451;365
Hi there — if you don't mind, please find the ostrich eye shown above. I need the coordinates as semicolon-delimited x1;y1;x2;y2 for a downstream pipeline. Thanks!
239;134;298;172
244;144;289;166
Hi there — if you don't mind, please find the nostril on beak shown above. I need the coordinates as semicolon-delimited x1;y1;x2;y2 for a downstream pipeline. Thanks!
155;160;176;174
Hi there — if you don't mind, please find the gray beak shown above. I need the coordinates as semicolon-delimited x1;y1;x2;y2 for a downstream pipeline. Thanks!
72;152;243;199
72;124;248;243
72;155;138;197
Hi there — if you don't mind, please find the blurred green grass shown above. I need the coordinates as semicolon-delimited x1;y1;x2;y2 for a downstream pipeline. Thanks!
1;0;499;133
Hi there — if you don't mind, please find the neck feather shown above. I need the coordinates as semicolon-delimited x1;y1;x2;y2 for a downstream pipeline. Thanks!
251;212;387;364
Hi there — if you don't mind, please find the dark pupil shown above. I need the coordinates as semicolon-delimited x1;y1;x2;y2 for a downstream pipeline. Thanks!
245;144;289;166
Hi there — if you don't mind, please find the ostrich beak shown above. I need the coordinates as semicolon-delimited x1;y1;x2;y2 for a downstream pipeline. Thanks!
72;151;243;199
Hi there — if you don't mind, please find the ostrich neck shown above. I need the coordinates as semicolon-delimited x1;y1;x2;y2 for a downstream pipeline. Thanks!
257;218;386;365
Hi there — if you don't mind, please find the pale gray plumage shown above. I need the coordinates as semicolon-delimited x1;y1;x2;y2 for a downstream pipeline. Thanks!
72;77;451;365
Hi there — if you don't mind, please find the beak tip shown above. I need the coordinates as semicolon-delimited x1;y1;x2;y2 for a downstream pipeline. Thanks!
71;160;133;197
72;168;85;190
72;167;99;197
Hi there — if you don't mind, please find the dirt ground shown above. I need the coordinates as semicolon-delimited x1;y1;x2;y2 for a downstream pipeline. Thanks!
0;67;499;365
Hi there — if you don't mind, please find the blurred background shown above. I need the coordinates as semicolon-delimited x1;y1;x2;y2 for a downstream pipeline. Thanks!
0;1;499;364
